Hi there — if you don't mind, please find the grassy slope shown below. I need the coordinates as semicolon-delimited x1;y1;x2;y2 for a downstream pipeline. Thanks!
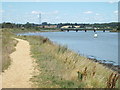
1;29;18;72
0;27;58;73
11;28;60;33
0;29;2;73
10;28;41;33
18;35;120;88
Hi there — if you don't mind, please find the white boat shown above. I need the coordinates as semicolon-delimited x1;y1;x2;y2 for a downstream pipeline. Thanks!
94;33;98;38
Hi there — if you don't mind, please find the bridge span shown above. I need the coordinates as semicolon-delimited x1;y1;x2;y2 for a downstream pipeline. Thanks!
61;28;113;32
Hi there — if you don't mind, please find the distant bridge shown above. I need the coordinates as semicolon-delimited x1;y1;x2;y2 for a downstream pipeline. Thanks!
61;28;113;32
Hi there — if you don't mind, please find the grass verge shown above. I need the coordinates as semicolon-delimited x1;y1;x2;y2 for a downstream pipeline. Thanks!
10;28;60;34
17;35;120;88
1;29;18;72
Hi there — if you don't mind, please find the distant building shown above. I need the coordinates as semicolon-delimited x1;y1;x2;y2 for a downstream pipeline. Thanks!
85;26;93;29
94;27;100;29
61;25;81;28
61;25;72;28
44;25;57;28
38;25;57;28
74;26;80;28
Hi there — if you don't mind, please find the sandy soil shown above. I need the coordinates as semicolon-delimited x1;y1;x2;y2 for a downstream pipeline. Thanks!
1;38;34;88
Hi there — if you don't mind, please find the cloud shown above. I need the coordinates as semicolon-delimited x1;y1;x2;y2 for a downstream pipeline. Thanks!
95;13;100;16
108;1;116;4
31;11;45;14
31;10;59;15
53;10;59;14
0;10;4;13
31;11;39;14
83;11;93;14
55;16;60;19
114;10;118;14
31;10;60;23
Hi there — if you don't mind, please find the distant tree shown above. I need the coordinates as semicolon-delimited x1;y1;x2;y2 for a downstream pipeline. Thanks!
42;22;47;25
0;23;2;28
24;22;32;28
16;24;23;28
2;22;14;28
57;23;63;28
72;25;75;28
75;23;78;25
117;22;120;31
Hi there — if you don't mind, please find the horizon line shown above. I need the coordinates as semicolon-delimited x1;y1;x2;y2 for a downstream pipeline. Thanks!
0;21;119;24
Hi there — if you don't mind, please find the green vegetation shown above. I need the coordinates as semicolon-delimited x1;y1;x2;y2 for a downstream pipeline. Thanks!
0;22;119;32
1;29;18;72
110;30;120;32
0;22;60;31
0;29;2;73
17;35;120;88
10;28;41;33
9;28;60;34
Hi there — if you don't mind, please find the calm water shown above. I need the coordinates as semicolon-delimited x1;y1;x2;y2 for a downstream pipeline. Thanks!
18;31;118;65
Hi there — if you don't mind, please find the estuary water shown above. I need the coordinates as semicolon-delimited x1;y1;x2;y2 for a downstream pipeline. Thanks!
18;31;119;65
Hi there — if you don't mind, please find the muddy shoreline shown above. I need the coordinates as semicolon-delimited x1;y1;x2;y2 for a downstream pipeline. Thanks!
87;57;120;74
17;33;120;74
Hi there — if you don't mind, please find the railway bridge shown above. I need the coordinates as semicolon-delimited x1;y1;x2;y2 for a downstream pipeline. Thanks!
61;28;113;32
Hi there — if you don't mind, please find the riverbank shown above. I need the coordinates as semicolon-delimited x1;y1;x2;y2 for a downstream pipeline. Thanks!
17;35;119;88
88;57;120;74
18;31;119;73
11;28;60;33
1;28;120;88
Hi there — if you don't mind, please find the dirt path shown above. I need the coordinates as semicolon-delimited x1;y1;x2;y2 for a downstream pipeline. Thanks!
1;38;34;88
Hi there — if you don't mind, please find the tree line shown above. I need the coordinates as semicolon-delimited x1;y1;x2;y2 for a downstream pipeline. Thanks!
0;22;119;31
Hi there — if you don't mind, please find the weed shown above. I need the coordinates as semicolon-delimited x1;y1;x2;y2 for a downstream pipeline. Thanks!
83;67;87;80
57;45;68;53
92;66;96;77
77;71;83;81
107;73;120;88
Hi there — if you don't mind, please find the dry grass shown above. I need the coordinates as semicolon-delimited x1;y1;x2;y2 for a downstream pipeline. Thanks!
107;73;120;88
17;35;120;88
0;29;2;73
1;29;18;72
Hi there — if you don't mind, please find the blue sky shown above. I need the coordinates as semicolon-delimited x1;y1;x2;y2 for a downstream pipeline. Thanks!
1;2;118;24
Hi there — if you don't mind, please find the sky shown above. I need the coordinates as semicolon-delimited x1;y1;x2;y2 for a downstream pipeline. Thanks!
1;1;119;24
1;0;119;2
